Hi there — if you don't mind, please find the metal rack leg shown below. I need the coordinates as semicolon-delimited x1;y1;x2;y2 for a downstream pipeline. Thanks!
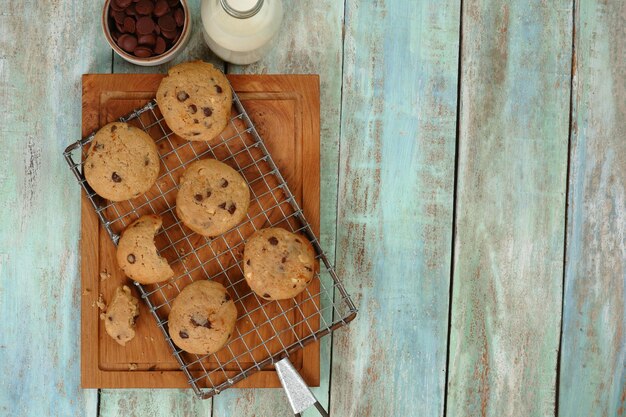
275;358;329;417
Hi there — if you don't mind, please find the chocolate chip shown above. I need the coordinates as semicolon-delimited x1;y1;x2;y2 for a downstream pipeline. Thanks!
118;34;138;52
268;237;278;245
117;335;122;340
227;204;236;214
227;333;231;339
136;16;155;35
138;33;156;46
281;257;287;263
144;157;150;166
191;132;201;136
174;7;184;26
161;28;177;40
295;238;301;243
134;47;152;57
179;330;189;339
218;202;226;209
154;36;166;54
127;254;136;263
304;266;313;271
110;125;117;133
110;1;125;12
263;293;271;299
188;104;197;114
154;0;170;16
94;143;104;150
224;293;231;301
292;284;297;288
220;178;228;188
158;14;176;32
123;16;135;33
246;259;250;266
135;0;154;15
202;107;212;117
176;91;189;101
193;119;199;123
194;193;203;202
108;316;113;321
190;317;212;329
113;10;126;24
112;172;122;182
206;190;212;198
115;0;132;8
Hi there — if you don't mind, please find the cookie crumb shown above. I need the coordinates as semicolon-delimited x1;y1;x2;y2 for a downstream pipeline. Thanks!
100;269;111;281
96;293;107;312
128;363;138;371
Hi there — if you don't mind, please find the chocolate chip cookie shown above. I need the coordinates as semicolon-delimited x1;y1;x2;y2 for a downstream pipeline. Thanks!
116;214;174;284
84;122;160;201
104;285;140;346
176;158;250;236
168;280;237;355
243;228;316;301
156;61;232;142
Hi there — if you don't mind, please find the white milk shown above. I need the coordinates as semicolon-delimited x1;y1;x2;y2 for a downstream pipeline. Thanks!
201;0;283;65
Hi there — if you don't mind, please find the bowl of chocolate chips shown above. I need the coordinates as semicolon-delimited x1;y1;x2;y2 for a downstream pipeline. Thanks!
102;0;191;66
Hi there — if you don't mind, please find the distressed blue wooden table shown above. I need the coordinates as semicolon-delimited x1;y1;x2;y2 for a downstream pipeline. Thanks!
1;1;624;416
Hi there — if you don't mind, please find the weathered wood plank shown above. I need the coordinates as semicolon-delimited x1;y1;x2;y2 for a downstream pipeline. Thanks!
99;389;210;417
0;1;109;416
213;1;344;416
446;1;572;416
558;1;626;416
330;1;460;416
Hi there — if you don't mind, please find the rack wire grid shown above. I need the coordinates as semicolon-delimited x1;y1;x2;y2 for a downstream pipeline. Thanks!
63;88;357;399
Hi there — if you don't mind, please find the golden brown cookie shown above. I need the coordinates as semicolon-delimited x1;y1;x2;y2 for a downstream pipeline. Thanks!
84;122;160;201
176;158;250;236
243;228;316;300
104;285;140;346
116;214;174;284
168;280;237;355
156;61;232;142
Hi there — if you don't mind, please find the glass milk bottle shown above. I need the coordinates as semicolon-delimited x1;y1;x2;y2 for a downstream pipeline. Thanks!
201;0;283;65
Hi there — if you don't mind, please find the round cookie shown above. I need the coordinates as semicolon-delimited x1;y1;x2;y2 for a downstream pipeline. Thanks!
168;280;237;355
243;228;316;301
176;159;250;237
116;214;174;284
84;122;160;201
156;61;232;142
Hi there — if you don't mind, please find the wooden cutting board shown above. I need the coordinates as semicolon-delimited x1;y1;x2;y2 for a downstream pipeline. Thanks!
80;74;320;389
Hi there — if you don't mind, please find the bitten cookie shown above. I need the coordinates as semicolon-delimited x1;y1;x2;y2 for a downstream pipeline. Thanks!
168;280;237;355
84;122;160;201
116;214;174;284
156;61;232;142
176;159;250;236
243;228;316;301
104;285;140;346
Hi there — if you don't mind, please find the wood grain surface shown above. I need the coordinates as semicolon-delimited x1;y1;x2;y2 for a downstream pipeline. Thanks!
558;1;626;416
3;0;625;415
330;1;460;416
446;1;572;416
0;1;107;416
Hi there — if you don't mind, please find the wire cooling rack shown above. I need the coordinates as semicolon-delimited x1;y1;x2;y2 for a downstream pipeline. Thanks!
63;88;357;399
